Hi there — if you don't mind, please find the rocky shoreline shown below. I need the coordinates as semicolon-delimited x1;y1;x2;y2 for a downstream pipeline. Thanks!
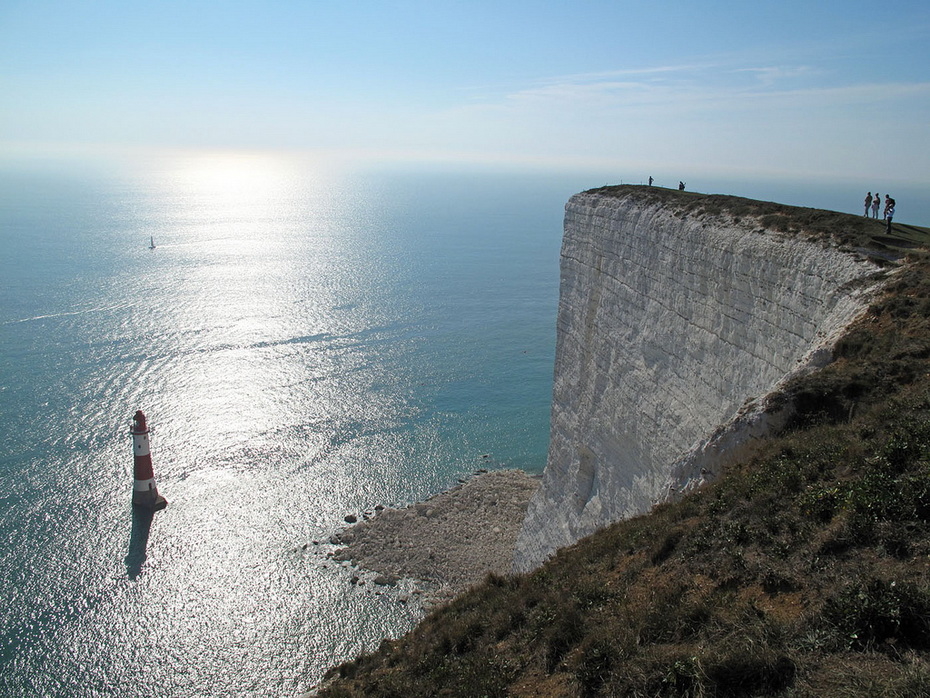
329;469;540;603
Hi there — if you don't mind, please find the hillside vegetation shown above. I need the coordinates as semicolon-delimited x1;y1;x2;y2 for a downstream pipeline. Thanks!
319;190;930;697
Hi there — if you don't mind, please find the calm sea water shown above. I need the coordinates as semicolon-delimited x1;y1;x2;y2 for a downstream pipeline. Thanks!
0;154;574;697
2;153;927;697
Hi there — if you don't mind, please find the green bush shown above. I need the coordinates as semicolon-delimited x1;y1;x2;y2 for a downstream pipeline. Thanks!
820;579;930;651
704;649;796;696
571;633;622;697
541;601;586;673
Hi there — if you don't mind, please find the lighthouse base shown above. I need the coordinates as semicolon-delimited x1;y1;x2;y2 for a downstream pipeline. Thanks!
132;489;168;511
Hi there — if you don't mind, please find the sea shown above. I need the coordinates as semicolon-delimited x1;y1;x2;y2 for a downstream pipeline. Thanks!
1;152;928;697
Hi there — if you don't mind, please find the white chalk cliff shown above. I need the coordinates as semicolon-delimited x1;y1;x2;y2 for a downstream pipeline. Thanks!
513;189;884;572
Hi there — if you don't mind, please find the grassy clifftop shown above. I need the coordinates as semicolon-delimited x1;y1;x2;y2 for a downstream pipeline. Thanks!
588;185;926;255
319;191;930;697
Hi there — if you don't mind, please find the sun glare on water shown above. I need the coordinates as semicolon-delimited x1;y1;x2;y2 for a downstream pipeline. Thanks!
169;150;302;192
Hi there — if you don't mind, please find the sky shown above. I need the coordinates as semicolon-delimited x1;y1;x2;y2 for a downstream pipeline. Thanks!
1;0;928;183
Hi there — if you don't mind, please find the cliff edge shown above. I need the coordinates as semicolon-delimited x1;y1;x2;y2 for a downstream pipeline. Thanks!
318;190;930;697
513;187;884;571
319;187;930;698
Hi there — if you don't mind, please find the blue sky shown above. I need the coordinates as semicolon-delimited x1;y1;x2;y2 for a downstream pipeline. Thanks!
1;0;928;182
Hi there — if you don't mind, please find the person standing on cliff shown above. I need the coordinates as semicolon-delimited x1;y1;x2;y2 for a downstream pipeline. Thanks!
885;196;896;233
864;192;873;216
648;176;653;186
678;181;685;191
872;192;881;218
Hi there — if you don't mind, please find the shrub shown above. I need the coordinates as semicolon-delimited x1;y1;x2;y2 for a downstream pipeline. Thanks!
543;602;586;673
820;579;930;651
571;634;622;697
704;649;796;696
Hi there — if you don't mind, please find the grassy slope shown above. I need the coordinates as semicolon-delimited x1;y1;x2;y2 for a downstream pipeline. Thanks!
320;188;930;697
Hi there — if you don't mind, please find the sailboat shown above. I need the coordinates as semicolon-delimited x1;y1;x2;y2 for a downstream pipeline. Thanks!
149;236;156;250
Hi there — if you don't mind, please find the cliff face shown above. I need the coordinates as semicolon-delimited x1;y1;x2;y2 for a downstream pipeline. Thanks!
513;189;883;572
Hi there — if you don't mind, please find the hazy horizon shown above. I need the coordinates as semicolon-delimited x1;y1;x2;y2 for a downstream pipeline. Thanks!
2;1;928;185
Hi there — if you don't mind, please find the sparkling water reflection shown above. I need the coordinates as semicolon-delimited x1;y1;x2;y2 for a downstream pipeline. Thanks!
0;154;569;696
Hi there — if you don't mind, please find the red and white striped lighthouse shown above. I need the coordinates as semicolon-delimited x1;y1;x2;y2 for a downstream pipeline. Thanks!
130;410;167;511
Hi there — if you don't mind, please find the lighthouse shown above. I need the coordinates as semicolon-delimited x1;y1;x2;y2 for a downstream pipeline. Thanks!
130;410;167;511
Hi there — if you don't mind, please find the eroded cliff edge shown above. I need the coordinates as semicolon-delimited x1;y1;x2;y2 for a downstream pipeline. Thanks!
513;188;885;572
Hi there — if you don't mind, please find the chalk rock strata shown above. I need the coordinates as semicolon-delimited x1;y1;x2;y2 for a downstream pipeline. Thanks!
513;190;883;572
